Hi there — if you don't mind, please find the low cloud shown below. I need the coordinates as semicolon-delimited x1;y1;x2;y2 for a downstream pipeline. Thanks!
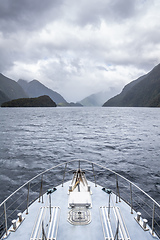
0;0;160;101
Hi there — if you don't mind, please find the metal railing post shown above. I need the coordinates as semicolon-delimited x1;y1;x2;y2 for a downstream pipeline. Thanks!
108;192;111;218
49;194;51;222
26;183;30;214
130;183;133;214
151;202;155;235
4;202;8;237
78;160;80;170
116;175;120;203
62;163;67;187
92;163;97;187
39;175;43;203
116;174;118;203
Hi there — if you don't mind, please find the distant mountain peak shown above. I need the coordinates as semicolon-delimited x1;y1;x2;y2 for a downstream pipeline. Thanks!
103;63;160;107
18;79;67;104
30;79;41;84
79;89;119;107
0;74;28;105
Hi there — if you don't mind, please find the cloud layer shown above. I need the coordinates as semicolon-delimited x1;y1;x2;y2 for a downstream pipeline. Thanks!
0;0;160;101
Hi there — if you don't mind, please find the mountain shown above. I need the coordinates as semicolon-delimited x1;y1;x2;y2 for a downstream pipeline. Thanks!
58;102;83;107
18;79;67;105
79;90;118;106
1;95;57;107
0;73;28;105
0;90;10;104
103;64;160;107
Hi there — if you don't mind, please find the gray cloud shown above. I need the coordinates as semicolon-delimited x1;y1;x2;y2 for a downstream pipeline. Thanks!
63;0;139;27
0;0;64;32
0;0;160;101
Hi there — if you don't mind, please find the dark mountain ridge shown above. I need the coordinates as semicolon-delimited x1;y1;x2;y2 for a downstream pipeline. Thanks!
1;95;57;107
0;73;28;105
0;90;10;104
18;79;67;105
0;74;81;106
103;63;160;107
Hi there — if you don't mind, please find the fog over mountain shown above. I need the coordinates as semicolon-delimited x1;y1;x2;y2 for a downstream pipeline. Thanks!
79;89;118;106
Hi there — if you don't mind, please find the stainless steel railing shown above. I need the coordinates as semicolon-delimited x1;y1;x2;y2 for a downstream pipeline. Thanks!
0;159;160;239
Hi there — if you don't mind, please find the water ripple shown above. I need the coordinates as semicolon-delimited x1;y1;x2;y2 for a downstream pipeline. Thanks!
0;107;160;204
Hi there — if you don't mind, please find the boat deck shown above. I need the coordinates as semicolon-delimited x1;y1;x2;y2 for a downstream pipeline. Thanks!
4;180;158;240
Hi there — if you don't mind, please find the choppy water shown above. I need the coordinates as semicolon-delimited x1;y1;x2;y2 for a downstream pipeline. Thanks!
0;107;160;204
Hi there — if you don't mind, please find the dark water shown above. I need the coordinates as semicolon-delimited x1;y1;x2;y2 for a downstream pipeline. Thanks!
0;107;160;204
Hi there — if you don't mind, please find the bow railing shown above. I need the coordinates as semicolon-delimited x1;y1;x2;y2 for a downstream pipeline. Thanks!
0;159;160;239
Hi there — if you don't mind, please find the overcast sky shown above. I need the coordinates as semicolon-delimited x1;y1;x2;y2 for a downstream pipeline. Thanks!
0;0;160;102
